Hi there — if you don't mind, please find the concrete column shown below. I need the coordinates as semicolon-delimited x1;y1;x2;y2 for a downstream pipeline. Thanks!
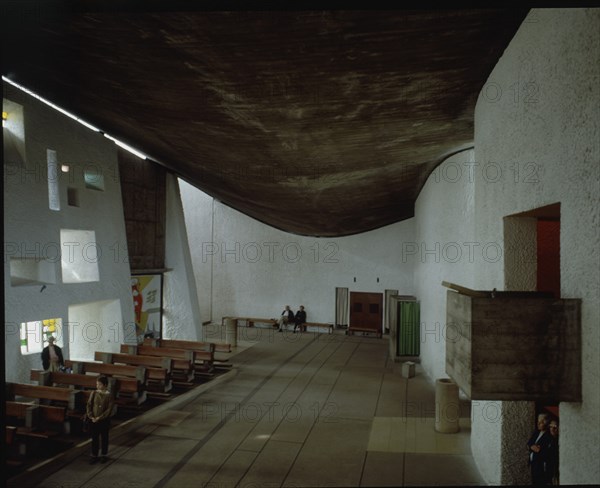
500;401;535;485
435;378;460;433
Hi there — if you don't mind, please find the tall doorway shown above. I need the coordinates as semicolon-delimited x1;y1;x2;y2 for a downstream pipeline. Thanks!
348;291;383;337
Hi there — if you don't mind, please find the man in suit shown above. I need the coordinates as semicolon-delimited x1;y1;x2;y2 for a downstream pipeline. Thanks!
527;413;552;485
545;419;559;485
41;336;64;372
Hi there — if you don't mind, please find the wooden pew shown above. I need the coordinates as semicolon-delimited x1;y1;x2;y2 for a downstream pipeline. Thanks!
145;338;232;369
31;370;96;388
121;345;196;382
237;317;278;328
6;401;67;434
95;351;173;392
206;341;231;353
32;370;146;405
63;360;147;404
143;338;217;372
298;321;335;334
146;338;232;355
65;359;147;382
6;383;82;411
5;400;68;460
6;401;40;430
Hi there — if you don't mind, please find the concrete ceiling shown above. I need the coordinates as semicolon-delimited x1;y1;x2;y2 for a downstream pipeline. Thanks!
2;4;529;236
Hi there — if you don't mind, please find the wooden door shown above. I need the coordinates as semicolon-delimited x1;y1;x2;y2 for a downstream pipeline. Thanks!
349;292;383;337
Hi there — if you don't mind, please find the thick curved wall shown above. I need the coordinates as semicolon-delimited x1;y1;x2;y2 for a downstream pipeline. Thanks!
471;8;600;485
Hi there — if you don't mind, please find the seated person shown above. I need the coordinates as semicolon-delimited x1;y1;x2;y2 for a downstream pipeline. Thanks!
278;305;295;331
293;305;307;333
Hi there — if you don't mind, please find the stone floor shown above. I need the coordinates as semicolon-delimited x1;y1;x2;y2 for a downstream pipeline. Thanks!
9;325;485;488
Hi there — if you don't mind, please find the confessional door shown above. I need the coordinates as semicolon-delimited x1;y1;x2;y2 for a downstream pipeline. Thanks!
349;292;383;337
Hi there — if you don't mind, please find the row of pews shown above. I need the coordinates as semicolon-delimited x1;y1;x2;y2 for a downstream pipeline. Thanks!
5;337;232;474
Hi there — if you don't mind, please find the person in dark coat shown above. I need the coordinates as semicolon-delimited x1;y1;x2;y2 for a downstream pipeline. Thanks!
545;419;559;485
41;336;64;372
293;305;307;333
527;413;552;485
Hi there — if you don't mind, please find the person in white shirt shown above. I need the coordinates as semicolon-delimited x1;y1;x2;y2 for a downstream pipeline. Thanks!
277;305;295;331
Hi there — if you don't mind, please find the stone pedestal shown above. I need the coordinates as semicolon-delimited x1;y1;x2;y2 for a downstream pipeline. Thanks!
435;378;460;433
402;361;416;378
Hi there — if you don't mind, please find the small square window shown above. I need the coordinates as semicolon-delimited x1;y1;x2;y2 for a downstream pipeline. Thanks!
20;318;63;355
84;169;105;191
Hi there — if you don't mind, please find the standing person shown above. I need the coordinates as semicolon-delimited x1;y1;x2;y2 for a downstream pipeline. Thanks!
41;336;64;372
527;413;552;485
293;305;307;333
87;376;115;464
277;305;295;331
545;419;559;485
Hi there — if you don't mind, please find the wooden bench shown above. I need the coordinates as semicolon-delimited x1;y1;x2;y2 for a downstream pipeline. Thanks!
347;326;382;338
5;401;68;461
6;400;67;435
6;382;82;411
32;370;146;405
121;345;196;382
224;316;278;328
212;342;232;353
65;359;148;382
95;351;173;393
143;338;218;372
297;322;335;334
64;360;147;404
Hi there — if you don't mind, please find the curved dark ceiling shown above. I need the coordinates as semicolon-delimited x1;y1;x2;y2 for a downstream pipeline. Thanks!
2;4;528;236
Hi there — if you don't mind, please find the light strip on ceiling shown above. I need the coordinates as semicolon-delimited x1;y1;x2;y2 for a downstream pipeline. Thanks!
3;76;148;160
103;134;148;160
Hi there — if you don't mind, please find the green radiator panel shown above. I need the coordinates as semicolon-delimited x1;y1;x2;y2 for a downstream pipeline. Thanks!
397;301;420;356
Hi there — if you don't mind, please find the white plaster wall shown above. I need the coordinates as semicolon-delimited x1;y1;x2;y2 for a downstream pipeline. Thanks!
412;150;505;484
412;149;477;383
162;174;203;340
179;179;214;325
179;187;415;326
4;83;135;383
68;299;126;359
472;8;600;485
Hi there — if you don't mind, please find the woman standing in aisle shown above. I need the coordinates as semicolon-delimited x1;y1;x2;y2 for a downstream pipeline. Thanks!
87;375;115;464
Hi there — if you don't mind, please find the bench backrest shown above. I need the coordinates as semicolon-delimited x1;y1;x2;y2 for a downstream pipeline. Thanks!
47;372;98;389
6;383;80;410
136;345;195;370
143;339;215;361
95;351;173;372
6;400;35;419
145;338;216;353
238;317;277;325
122;344;194;361
65;360;147;382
